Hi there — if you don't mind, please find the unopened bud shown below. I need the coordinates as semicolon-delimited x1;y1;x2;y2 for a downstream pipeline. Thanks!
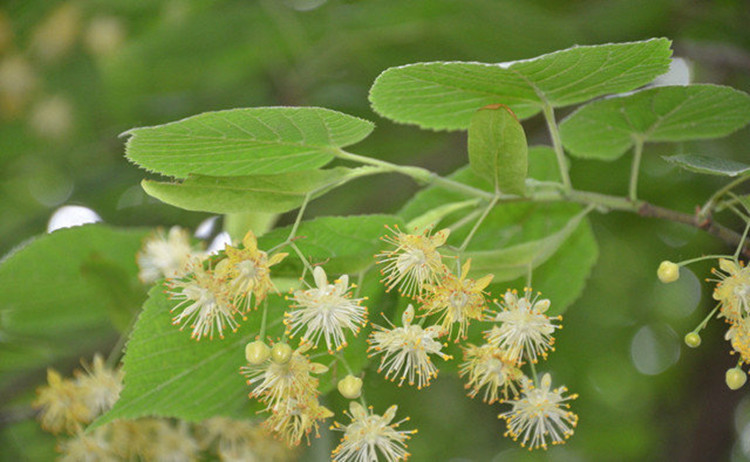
657;261;680;283
245;340;270;365
270;342;293;365
684;332;701;348
337;375;363;399
726;367;747;390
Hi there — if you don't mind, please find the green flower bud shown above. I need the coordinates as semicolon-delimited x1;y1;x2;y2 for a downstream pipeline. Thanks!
244;340;270;365
684;332;701;348
337;374;363;399
270;342;293;365
657;261;680;283
726;367;747;390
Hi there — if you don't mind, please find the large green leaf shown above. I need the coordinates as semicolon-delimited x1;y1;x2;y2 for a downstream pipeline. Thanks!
559;84;750;159
93;287;273;426
369;38;671;130
0;225;148;380
258;214;406;276
468;105;528;195
124;107;375;178
141;167;378;214
663;154;750;177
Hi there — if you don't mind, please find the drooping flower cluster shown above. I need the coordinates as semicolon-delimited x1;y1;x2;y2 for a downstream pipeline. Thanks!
373;224;577;451
33;354;123;434
241;342;332;446
163;230;287;340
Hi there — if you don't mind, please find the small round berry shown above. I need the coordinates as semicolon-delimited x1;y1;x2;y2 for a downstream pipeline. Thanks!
684;332;701;348
245;340;270;365
726;368;747;390
657;261;680;283
270;342;293;364
337;375;363;399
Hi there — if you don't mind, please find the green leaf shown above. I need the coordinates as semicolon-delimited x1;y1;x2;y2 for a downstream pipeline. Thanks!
124;107;375;178
466;207;590;280
93;287;273;426
662;154;750;177
468;105;528;195
369;38;672;130
560;84;750;159
258;214;406;276
0;225;148;380
141;167;377;214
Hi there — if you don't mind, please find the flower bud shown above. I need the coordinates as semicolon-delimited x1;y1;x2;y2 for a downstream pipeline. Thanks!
337;374;363;399
726;367;747;390
270;342;293;364
657;261;680;283
684;332;701;348
244;340;270;365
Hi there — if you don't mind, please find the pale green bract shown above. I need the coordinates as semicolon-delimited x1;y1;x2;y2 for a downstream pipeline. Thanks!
369;38;672;130
124;107;375;178
141;167;379;214
663;154;750;177
560;84;750;159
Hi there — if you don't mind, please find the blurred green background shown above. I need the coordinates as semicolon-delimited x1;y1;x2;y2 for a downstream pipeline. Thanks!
1;0;750;460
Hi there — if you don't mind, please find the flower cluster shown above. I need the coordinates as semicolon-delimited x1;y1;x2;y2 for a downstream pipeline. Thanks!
157;230;287;341
331;402;416;462
371;225;578;451
34;354;294;460
241;342;332;446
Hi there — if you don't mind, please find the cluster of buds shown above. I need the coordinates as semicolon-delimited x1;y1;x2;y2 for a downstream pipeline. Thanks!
662;257;750;390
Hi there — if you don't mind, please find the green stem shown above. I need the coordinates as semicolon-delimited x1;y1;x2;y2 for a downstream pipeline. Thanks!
458;196;499;252
258;300;269;340
696;305;721;332
542;104;572;191
290;242;314;273
287;192;311;242
628;138;644;202
529;360;538;384
700;175;750;221
335;149;496;200
678;254;732;267
734;221;750;261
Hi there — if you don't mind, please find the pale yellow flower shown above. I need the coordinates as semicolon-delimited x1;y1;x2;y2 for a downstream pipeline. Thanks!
285;266;367;352
459;343;524;404
137;226;200;284
420;259;493;340
74;354;123;416
33;369;92;434
264;398;333;447
712;258;750;323
368;304;451;389
218;230;287;313
58;428;116;462
199;417;296;461
499;373;578;450
727;317;750;364
331;402;415;462
376;225;449;298
485;288;560;365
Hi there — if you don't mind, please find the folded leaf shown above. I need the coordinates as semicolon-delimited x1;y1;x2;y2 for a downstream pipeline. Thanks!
141;167;378;214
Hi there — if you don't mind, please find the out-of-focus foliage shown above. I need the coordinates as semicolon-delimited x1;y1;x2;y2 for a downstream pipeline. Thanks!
1;1;750;461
